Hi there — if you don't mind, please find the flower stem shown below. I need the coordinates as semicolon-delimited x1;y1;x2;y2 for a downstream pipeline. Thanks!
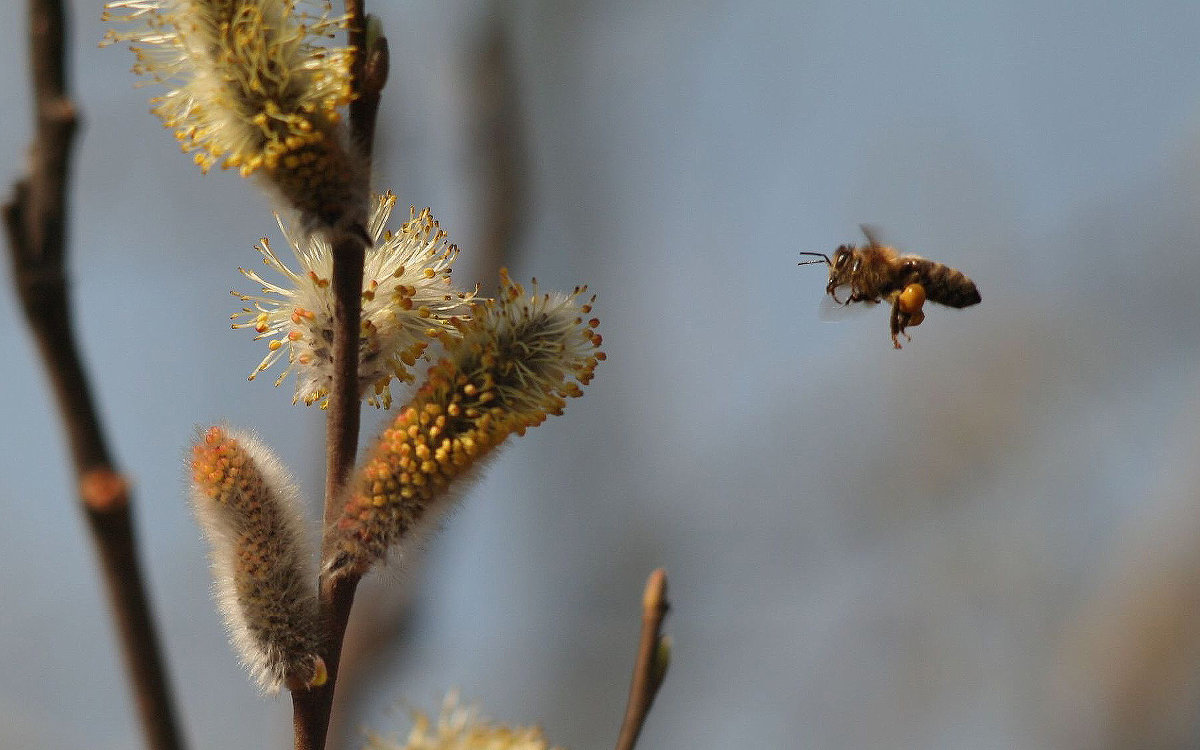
291;572;360;750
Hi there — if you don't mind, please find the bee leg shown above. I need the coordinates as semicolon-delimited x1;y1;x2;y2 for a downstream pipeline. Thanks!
890;298;908;349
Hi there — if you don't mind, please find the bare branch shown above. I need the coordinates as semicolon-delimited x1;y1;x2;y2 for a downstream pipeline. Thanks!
615;569;671;750
473;8;527;279
3;1;185;748
350;13;388;161
291;1;384;748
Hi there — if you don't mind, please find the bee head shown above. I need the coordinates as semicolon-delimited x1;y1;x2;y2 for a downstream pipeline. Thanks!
827;245;857;284
799;245;859;303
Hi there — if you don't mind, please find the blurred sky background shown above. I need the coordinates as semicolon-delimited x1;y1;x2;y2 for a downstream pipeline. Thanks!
5;1;1200;748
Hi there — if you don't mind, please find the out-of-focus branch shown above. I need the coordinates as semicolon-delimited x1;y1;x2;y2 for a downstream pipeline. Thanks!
473;7;527;278
3;1;185;749
614;569;671;750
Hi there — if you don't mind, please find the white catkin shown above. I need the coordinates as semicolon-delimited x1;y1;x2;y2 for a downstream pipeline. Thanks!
190;426;324;693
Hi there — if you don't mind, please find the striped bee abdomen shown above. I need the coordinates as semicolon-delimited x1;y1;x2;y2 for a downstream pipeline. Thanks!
909;259;981;308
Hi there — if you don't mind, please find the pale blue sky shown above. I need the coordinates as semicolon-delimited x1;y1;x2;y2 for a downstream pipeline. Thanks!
4;2;1200;748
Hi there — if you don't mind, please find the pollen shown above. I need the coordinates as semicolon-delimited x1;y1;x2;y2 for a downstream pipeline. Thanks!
102;0;364;230
898;283;926;315
325;271;604;578
232;194;476;408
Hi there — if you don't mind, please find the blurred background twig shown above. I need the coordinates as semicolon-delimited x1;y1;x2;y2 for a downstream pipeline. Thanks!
2;0;184;748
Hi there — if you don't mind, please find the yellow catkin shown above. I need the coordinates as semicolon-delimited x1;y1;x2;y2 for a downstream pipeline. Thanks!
103;0;365;231
364;691;566;750
326;272;603;577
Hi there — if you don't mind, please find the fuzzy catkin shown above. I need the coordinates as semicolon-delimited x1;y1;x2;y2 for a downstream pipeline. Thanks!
232;194;477;408
103;0;367;234
364;691;565;750
326;272;603;578
190;426;325;693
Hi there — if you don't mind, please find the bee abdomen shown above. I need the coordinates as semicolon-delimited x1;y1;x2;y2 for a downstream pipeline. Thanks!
911;260;981;308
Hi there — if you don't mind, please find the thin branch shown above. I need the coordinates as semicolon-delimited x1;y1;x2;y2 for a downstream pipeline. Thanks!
291;187;368;750
287;229;366;750
473;7;527;279
3;1;185;748
614;569;671;750
292;1;386;748
322;572;417;747
347;1;389;161
291;573;362;750
321;233;366;521
313;18;524;741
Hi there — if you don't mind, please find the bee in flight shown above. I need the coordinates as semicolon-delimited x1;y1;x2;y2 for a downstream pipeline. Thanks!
798;226;981;349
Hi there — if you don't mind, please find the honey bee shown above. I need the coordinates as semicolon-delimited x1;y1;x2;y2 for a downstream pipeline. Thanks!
798;226;981;349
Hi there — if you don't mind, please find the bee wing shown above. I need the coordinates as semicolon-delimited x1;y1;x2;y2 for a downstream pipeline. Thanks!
859;223;885;249
818;286;876;321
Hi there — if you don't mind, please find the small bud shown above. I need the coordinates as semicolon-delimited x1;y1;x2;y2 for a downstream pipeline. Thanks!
190;426;322;693
651;635;672;694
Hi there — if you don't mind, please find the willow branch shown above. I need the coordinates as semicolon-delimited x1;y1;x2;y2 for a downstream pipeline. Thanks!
292;1;386;748
614;569;671;750
473;8;526;279
291;571;361;750
291;179;368;750
347;1;388;161
321;232;366;523
3;1;184;748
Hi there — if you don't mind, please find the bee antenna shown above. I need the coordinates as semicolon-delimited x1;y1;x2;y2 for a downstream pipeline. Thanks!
797;252;831;266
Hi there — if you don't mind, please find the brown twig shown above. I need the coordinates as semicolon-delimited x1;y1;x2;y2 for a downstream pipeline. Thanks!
291;2;387;748
321;231;367;523
473;7;527;279
291;571;362;750
291;171;368;750
614;569;671;750
347;0;389;162
3;1;185;749
322;572;417;747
